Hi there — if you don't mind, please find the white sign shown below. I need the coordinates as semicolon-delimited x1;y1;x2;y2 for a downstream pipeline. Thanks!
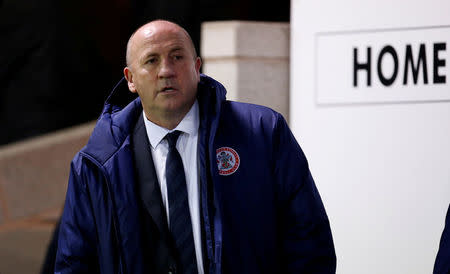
316;26;450;104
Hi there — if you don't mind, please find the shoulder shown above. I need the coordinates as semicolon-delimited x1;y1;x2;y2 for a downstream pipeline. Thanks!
223;100;280;116
216;101;294;157
80;98;142;165
220;100;285;129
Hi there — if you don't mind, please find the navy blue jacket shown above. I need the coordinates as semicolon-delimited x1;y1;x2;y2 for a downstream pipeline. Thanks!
55;75;336;273
434;204;450;274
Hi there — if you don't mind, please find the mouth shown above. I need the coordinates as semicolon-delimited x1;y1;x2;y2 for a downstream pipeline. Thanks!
160;86;177;93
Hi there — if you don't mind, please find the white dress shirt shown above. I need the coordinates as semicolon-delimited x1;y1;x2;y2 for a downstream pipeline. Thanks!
142;100;204;274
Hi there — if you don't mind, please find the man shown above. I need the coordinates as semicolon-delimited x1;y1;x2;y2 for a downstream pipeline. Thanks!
55;20;336;274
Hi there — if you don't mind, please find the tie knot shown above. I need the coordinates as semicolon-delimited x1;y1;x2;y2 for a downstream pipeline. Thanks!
165;130;181;148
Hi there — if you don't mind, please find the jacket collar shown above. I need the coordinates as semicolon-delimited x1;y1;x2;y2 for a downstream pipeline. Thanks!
81;74;227;166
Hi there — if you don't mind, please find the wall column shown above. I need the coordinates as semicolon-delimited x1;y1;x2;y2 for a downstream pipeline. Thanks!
201;21;290;121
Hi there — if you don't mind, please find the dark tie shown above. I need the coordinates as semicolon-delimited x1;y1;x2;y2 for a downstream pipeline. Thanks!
165;130;198;274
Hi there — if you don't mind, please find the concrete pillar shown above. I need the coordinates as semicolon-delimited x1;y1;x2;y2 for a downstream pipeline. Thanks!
201;21;290;121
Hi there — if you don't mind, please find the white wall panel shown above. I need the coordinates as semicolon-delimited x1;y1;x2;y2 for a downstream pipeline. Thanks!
290;1;450;273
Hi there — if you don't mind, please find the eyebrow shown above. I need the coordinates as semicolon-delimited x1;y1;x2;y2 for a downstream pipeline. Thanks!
169;47;185;54
141;46;186;60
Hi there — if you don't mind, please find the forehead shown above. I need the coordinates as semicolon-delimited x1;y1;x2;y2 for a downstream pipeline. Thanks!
133;24;191;56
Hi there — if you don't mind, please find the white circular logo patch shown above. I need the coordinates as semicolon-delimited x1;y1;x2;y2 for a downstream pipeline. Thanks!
216;147;240;176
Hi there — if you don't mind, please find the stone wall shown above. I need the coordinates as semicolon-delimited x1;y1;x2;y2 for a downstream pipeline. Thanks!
201;21;290;121
0;122;94;274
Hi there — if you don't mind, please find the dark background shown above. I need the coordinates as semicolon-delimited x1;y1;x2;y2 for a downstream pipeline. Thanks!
0;0;289;145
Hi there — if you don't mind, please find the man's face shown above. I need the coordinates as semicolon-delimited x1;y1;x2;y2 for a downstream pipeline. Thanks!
124;22;201;124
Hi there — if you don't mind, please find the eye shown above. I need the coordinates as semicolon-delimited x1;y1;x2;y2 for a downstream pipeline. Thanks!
174;55;183;60
146;57;157;64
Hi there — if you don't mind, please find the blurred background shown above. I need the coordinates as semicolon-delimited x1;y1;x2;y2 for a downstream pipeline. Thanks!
0;0;289;146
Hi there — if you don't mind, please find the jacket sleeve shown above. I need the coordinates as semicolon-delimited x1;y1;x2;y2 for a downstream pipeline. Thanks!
55;154;100;273
273;114;336;273
434;204;450;274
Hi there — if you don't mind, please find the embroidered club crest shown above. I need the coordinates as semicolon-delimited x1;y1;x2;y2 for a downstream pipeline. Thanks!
216;147;240;176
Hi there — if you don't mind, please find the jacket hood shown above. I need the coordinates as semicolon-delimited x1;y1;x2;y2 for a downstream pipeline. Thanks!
81;74;227;165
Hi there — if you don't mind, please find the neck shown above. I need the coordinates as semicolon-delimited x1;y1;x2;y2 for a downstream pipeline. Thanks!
143;105;192;130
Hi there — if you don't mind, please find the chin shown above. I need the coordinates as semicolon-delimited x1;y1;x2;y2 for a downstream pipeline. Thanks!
161;102;187;114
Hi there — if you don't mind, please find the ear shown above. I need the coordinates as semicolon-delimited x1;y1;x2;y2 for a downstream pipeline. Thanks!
195;57;202;81
124;67;137;93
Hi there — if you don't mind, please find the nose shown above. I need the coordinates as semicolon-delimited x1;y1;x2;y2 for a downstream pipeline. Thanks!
158;58;176;79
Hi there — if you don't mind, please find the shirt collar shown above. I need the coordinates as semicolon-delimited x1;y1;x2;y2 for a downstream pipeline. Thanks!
143;100;199;149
